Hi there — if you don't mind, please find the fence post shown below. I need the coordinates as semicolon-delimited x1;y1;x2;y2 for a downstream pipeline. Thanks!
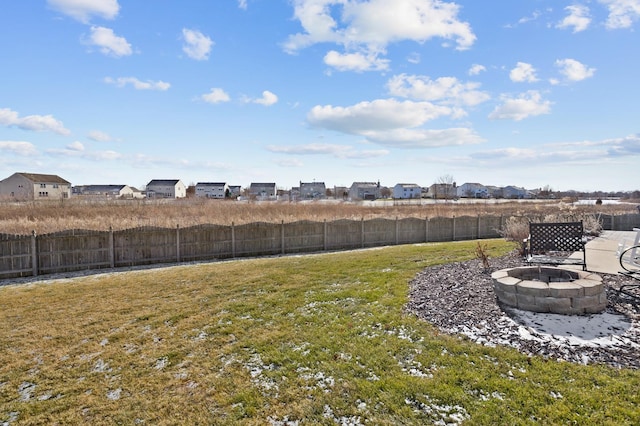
31;230;38;277
231;222;236;258
452;216;456;241
395;216;399;245
361;217;365;248
176;224;181;263
425;217;429;242
281;220;285;255
477;215;481;239
323;219;327;251
109;226;115;268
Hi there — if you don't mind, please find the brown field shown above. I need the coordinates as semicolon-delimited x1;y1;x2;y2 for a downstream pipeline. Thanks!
1;197;637;235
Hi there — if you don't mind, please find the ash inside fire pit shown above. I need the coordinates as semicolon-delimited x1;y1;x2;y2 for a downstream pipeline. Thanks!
492;266;606;315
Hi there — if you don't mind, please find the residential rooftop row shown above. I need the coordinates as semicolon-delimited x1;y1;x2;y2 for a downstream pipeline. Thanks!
0;171;596;202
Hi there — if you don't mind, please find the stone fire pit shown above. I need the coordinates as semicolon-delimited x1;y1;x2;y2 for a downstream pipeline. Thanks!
491;266;606;314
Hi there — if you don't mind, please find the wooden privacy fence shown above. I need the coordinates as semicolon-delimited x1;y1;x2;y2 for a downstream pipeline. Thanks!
2;213;639;280
0;215;503;279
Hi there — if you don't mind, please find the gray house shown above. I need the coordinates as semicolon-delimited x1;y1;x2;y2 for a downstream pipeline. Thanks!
393;183;421;199
249;182;277;200
502;185;531;199
0;172;71;200
300;181;326;199
73;184;139;199
349;181;381;200
146;179;187;199
195;182;229;199
457;182;488;198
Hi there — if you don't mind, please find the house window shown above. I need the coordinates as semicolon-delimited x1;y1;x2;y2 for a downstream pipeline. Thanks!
53;184;59;188
40;183;46;188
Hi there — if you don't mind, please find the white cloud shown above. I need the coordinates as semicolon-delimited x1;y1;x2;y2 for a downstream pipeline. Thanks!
66;141;85;151
557;5;591;32
48;0;119;23
0;141;38;156
364;127;483;148
306;98;482;148
182;29;214;60
555;58;596;82
253;91;279;106
604;133;640;155
488;90;552;121
308;99;452;134
104;77;170;90
87;26;132;57
599;0;640;29
509;62;538;83
387;74;490;107
284;0;475;71
267;143;389;158
468;64;486;76
323;50;389;72
88;130;112;142
237;0;248;10
201;88;231;104
0;108;71;135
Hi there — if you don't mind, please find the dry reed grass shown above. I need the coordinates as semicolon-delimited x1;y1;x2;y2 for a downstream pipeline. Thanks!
0;197;635;235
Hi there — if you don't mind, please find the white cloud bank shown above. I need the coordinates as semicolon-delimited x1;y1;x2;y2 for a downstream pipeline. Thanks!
0;108;71;135
104;77;170;91
489;91;552;121
284;0;475;72
182;29;214;60
557;5;591;32
510;62;538;83
86;26;132;57
201;88;231;104
47;0;119;23
600;0;640;29
555;59;596;82
0;141;38;156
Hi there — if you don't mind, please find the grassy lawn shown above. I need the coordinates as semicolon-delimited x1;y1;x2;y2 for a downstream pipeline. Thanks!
1;239;638;425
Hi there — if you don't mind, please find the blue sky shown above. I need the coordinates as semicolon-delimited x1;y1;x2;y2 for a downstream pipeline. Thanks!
1;0;639;192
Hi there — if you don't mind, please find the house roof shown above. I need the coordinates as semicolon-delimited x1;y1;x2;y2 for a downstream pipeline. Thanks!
249;182;276;188
196;182;227;186
14;172;70;185
80;185;128;192
147;179;181;186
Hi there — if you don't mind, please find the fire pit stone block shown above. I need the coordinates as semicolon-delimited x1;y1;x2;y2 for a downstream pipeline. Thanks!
492;266;605;315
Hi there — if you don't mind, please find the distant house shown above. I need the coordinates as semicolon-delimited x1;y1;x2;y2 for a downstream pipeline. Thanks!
502;185;531;199
195;182;229;199
227;185;242;198
349;181;381;200
393;183;421;199
146;179;186;199
457;183;488;198
428;182;457;199
73;184;138;199
249;182;277;200
485;185;502;199
0;172;71;200
300;181;326;199
333;186;349;200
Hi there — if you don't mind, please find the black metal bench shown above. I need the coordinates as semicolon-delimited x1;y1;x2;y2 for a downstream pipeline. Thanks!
523;221;587;270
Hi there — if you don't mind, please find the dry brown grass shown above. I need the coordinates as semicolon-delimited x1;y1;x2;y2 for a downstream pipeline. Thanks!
0;197;636;235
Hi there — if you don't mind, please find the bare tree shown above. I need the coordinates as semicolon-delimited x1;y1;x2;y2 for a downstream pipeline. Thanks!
436;174;456;200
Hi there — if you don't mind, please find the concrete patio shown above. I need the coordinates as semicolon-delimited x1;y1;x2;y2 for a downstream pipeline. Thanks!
568;230;639;275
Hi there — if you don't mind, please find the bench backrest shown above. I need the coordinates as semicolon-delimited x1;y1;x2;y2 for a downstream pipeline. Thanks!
529;221;584;253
